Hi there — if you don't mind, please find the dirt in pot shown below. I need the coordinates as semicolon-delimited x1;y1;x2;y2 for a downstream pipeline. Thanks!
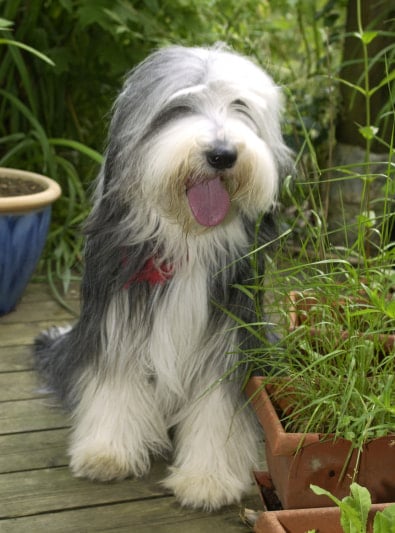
0;176;46;197
254;473;283;511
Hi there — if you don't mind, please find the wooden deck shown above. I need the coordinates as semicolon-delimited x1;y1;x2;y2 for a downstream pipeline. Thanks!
0;283;263;532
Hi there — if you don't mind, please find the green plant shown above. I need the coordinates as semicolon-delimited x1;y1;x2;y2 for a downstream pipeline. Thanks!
238;261;395;456
0;1;352;295
280;0;395;256
223;0;395;456
1;0;392;309
340;2;395;260
1;0;326;297
310;483;395;533
0;9;103;305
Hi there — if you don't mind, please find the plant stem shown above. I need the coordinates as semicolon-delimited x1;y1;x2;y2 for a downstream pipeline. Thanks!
357;0;372;261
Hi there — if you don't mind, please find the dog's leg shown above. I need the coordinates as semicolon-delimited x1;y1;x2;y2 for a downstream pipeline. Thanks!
162;382;259;510
69;368;170;481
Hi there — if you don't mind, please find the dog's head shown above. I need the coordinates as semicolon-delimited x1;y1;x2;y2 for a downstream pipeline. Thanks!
100;45;290;239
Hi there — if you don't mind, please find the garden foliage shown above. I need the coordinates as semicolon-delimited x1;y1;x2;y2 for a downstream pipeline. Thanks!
1;0;393;298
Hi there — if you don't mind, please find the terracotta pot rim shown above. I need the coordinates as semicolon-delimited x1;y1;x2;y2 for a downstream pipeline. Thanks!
246;376;322;454
247;376;395;455
254;472;395;533
0;167;61;214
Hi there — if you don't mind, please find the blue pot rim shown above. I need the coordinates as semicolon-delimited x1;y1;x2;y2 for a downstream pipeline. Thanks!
0;167;61;214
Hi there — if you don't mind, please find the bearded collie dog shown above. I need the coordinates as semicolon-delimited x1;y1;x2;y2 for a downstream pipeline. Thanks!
34;44;290;510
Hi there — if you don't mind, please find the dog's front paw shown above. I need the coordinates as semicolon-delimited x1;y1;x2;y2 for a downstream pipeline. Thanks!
162;467;246;510
69;442;150;481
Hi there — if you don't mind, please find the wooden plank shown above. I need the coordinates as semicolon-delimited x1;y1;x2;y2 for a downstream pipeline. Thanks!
0;462;170;519
0;321;72;347
0;299;79;325
0;398;69;435
0;345;33;372
0;497;250;532
0;428;69;473
19;281;80;303
0;371;41;402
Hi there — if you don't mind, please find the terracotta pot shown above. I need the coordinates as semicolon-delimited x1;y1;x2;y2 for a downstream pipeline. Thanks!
0;167;61;315
246;376;395;509
254;472;392;533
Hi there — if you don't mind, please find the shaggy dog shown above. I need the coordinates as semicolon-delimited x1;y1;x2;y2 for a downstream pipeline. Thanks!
34;44;289;510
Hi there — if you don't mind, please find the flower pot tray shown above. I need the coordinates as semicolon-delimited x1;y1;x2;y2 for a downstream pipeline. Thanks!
253;471;393;533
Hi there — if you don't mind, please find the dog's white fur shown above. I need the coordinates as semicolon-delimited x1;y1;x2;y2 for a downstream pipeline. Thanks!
34;44;289;510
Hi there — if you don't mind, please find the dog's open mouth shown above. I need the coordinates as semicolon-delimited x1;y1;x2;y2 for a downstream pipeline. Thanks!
186;176;231;227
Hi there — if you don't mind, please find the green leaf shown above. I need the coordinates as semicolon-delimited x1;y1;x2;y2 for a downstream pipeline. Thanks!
0;18;13;30
6;39;39;114
335;77;366;96
343;483;371;532
361;31;378;45
370;69;395;96
0;38;55;66
373;505;395;533
311;483;371;533
0;89;55;174
339;502;365;533
231;283;255;300
359;126;379;140
352;31;378;44
357;210;376;228
310;484;343;506
384;301;395;319
49;138;104;164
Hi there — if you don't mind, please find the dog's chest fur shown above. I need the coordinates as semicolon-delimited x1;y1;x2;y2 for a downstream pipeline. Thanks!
150;259;209;389
147;223;246;404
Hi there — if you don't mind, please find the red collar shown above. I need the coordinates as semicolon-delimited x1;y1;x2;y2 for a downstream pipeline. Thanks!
124;257;173;288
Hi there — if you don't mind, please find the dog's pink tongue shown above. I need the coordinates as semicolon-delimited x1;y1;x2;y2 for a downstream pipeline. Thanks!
187;177;230;227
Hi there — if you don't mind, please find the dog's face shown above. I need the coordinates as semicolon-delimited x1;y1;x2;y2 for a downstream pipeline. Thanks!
104;46;289;236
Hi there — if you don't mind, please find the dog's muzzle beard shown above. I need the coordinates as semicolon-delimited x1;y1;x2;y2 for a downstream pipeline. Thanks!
152;139;259;234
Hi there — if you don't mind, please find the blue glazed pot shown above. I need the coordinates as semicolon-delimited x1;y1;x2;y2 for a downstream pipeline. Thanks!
0;168;61;315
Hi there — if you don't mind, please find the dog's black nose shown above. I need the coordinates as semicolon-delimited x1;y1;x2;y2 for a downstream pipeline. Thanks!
206;146;237;170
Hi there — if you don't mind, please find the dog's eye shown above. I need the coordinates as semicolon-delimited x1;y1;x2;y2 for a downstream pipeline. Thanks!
168;105;194;117
143;104;195;141
231;100;253;119
152;105;194;129
231;100;251;117
232;99;248;109
231;100;259;132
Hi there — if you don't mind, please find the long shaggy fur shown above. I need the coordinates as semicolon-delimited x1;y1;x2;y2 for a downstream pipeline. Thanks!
34;44;290;510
